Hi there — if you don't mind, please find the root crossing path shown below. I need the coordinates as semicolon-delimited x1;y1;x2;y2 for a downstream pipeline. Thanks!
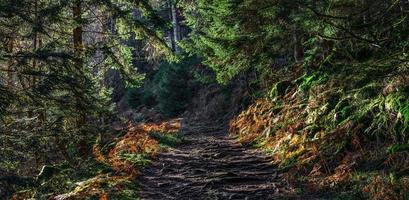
136;122;304;200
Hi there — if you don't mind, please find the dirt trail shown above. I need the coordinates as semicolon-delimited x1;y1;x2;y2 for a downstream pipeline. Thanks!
136;121;306;200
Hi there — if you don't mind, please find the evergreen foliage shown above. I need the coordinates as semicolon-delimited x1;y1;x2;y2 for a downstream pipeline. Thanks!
181;0;409;197
181;0;409;137
181;0;409;83
153;57;198;117
0;0;170;198
128;57;199;117
2;0;409;198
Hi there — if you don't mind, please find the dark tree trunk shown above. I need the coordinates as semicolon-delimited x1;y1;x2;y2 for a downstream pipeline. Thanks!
6;38;14;87
73;1;83;62
73;1;86;127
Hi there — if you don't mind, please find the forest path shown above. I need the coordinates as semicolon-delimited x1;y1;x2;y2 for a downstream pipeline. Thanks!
136;121;305;200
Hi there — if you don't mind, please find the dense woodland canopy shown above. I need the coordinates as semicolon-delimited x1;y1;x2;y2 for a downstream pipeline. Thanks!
1;0;409;199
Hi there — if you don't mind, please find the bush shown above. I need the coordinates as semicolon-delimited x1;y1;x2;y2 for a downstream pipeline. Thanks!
127;57;200;117
127;84;157;109
153;57;199;117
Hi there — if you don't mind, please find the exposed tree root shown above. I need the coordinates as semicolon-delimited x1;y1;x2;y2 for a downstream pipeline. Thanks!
136;121;313;199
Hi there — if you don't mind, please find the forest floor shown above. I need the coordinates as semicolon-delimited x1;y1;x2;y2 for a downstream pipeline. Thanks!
136;121;315;200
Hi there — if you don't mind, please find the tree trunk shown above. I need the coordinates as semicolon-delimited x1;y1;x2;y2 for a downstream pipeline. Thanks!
170;1;181;53
32;0;39;85
73;0;86;126
293;32;303;63
400;0;408;12
33;0;45;120
73;1;83;65
7;38;14;87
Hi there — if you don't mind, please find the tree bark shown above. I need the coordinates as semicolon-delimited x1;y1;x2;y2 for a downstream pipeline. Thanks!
73;1;83;65
293;32;303;63
33;0;45;120
73;1;86;126
6;38;14;87
170;1;181;53
32;0;39;85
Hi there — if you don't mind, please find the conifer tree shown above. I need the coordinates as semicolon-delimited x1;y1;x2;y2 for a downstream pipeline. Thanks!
180;0;409;83
0;0;170;194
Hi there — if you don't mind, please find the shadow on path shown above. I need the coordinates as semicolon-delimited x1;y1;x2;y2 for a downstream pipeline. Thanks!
136;121;311;200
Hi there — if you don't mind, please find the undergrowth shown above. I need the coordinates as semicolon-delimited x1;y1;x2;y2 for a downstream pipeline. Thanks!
12;119;182;199
230;63;409;199
150;131;184;148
